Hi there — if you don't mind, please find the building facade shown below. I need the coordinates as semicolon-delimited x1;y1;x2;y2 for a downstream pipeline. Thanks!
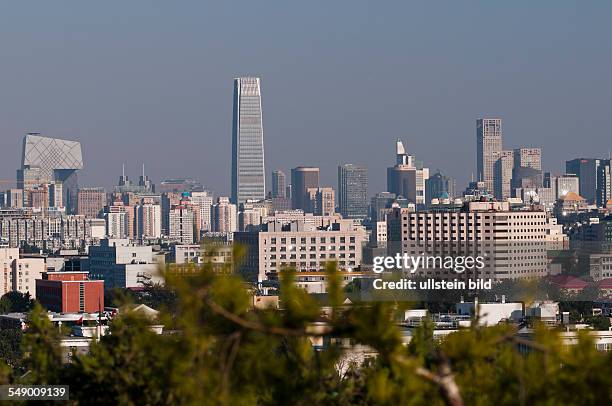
231;77;266;206
476;118;503;193
338;164;368;219
291;167;320;211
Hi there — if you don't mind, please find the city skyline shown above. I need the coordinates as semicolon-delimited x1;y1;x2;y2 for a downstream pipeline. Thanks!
0;2;610;195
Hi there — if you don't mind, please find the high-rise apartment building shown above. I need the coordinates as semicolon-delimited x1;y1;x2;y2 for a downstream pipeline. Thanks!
77;188;107;218
169;203;196;244
105;200;129;239
476;118;502;193
271;170;286;198
231;77;266;206
17;133;83;211
137;200;162;239
338;164;368;219
291;167;320;211
3;189;23;209
161;192;182;235
212;197;237;233
190;191;214;232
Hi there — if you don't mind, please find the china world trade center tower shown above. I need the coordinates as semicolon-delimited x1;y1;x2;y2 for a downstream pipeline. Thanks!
231;77;266;206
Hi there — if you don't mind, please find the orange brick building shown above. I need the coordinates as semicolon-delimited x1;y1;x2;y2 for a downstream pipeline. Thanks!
36;271;104;313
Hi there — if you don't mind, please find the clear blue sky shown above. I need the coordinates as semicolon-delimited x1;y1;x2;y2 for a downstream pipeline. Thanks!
0;1;610;196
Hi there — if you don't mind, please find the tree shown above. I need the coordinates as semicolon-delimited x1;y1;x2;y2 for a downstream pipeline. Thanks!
0;291;35;314
2;260;610;405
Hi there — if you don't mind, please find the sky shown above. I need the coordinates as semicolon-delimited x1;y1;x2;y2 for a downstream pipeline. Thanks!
0;1;611;197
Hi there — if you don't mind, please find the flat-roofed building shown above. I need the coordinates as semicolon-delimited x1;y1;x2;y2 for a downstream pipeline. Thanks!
235;217;366;284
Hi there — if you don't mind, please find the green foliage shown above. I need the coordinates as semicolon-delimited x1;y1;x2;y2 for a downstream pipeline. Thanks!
20;303;63;384
0;291;35;314
0;258;608;405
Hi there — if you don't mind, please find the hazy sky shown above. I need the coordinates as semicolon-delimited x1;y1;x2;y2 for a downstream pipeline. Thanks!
0;1;610;196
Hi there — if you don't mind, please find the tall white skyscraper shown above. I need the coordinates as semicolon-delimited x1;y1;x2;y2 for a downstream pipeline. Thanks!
231;77;266;206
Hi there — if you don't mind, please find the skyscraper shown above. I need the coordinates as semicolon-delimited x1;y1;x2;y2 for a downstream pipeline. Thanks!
77;188;107;218
425;171;456;203
513;148;542;171
476;118;502;193
387;140;429;207
291;167;320;211
17;133;83;211
566;158;611;205
231;77;266;206
190;191;214;232
271;170;286;198
338;164;368;219
494;150;514;200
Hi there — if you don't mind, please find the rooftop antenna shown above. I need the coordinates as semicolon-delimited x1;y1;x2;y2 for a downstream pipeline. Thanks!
142;163;145;177
122;163;125;178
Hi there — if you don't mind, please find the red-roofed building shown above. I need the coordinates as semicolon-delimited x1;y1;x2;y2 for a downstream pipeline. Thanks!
36;271;104;313
597;278;612;299
548;275;589;293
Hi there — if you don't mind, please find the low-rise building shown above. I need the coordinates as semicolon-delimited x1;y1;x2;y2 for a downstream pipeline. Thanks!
36;271;104;313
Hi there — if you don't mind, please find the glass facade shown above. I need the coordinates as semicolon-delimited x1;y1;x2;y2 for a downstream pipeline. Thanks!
338;164;368;219
231;77;266;206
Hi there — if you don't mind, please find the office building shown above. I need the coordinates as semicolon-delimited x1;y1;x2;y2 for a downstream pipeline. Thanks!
476;118;502;192
36;271;104;313
338;164;368;219
493;150;514;200
387;140;429;206
77;188;107;218
89;239;164;289
231;77;266;206
17;133;83;211
291;167;320;211
514;148;542;171
307;187;335;216
370;192;397;223
387;200;549;280
234;217;366;283
566;158;611;206
158;178;203;194
271;170;286;198
425;171;456;204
